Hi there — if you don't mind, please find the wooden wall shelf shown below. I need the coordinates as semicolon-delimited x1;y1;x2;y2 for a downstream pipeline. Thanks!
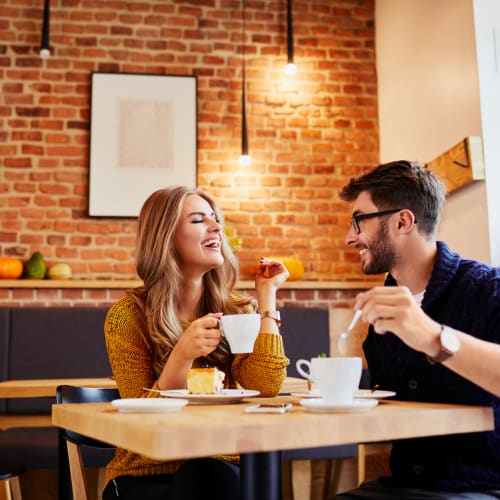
0;279;375;290
425;136;484;193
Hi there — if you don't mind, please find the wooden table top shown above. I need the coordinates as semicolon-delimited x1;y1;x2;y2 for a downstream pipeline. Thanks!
0;377;117;398
52;397;494;461
0;414;52;430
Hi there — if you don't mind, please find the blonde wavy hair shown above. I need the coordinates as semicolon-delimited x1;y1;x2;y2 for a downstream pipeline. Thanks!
129;186;254;376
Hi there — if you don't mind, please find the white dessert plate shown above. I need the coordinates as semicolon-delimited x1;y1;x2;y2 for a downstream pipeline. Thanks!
112;398;188;413
292;389;396;400
159;389;260;404
300;397;379;414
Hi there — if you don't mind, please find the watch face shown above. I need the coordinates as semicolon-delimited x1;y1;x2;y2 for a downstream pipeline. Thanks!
441;327;460;354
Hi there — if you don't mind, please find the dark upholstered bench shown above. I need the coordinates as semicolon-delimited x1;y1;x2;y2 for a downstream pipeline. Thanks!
0;306;115;496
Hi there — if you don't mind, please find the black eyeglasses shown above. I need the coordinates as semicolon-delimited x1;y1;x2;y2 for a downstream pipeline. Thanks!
351;208;403;234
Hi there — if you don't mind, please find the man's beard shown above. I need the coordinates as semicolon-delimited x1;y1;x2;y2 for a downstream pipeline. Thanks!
362;221;397;275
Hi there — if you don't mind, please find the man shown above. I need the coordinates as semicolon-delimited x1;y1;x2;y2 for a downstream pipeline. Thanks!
336;160;500;499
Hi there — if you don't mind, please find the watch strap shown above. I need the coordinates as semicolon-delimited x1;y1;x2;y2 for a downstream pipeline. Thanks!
426;349;452;365
260;310;281;327
426;325;453;364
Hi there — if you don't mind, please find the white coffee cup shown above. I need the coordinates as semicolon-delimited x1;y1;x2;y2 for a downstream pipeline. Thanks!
220;313;260;353
296;356;362;404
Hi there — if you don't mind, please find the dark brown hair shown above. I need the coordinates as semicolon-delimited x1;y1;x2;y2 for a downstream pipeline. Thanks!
339;160;446;238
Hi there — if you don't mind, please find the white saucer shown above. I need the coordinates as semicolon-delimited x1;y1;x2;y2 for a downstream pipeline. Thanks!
292;389;396;400
300;397;378;413
112;398;188;413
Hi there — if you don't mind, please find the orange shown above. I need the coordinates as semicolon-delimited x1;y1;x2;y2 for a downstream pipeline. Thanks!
0;256;24;279
267;256;305;281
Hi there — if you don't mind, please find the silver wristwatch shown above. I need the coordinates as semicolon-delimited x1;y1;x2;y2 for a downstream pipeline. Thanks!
426;325;460;364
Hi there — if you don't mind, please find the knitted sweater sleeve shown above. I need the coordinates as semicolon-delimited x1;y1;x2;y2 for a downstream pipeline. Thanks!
105;296;160;398
231;332;289;397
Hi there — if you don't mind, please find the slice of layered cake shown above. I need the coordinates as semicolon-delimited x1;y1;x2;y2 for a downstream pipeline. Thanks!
187;367;225;394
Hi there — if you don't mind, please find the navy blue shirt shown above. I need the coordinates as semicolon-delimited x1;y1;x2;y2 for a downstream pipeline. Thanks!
363;241;500;490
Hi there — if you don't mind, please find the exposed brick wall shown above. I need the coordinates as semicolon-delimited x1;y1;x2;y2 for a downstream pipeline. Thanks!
0;0;379;282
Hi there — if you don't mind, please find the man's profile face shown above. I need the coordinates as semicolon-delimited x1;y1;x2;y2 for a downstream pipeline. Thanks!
345;192;398;275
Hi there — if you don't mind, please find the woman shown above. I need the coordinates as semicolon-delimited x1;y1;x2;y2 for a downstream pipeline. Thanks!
102;186;289;499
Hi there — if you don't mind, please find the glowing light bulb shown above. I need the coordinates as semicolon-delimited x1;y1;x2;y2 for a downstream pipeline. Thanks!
239;154;251;167
284;63;297;76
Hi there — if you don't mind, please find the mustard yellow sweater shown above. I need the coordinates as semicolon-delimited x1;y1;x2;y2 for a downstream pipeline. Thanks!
104;294;289;483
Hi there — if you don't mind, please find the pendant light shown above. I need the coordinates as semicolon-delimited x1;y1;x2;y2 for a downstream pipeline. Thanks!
284;0;297;76
239;0;251;167
40;0;50;59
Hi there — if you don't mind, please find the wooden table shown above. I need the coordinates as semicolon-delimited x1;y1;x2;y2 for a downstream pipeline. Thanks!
0;377;117;431
0;377;116;399
52;397;493;500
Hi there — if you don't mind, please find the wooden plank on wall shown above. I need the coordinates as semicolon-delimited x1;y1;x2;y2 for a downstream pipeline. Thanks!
425;136;484;193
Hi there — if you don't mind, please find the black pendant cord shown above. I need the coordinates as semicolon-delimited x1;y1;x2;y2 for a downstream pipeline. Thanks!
241;65;248;155
287;0;294;64
241;0;249;157
40;0;50;57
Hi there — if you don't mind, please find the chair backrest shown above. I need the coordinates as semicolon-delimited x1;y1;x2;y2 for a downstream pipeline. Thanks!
56;385;120;500
280;306;372;387
280;306;330;378
56;385;120;447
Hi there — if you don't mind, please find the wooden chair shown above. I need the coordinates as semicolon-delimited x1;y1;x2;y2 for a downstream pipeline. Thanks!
0;467;24;500
56;385;119;500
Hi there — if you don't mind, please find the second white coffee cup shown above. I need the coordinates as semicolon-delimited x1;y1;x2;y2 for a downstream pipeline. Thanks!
296;356;362;404
220;313;260;353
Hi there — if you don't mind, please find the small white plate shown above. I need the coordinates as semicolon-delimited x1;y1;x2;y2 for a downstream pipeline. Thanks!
355;389;396;399
112;398;188;413
300;397;379;414
159;389;260;404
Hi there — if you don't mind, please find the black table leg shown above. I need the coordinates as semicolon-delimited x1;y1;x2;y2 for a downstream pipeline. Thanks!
58;430;73;500
240;451;281;500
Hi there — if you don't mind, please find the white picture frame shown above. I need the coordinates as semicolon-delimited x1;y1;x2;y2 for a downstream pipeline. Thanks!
88;72;197;217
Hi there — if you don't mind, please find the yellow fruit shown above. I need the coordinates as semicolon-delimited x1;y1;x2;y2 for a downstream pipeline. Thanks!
267;256;305;281
47;263;72;280
0;257;24;279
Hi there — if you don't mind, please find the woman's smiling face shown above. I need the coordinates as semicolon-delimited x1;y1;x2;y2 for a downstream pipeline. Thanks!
174;194;224;275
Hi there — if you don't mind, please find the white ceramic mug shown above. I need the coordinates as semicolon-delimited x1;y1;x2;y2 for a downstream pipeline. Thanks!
296;356;362;404
220;313;260;353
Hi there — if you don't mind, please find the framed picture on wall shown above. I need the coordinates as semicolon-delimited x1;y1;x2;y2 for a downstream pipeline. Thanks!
88;72;197;217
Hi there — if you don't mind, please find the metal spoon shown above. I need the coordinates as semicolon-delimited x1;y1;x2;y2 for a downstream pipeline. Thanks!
143;387;162;394
336;309;362;356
